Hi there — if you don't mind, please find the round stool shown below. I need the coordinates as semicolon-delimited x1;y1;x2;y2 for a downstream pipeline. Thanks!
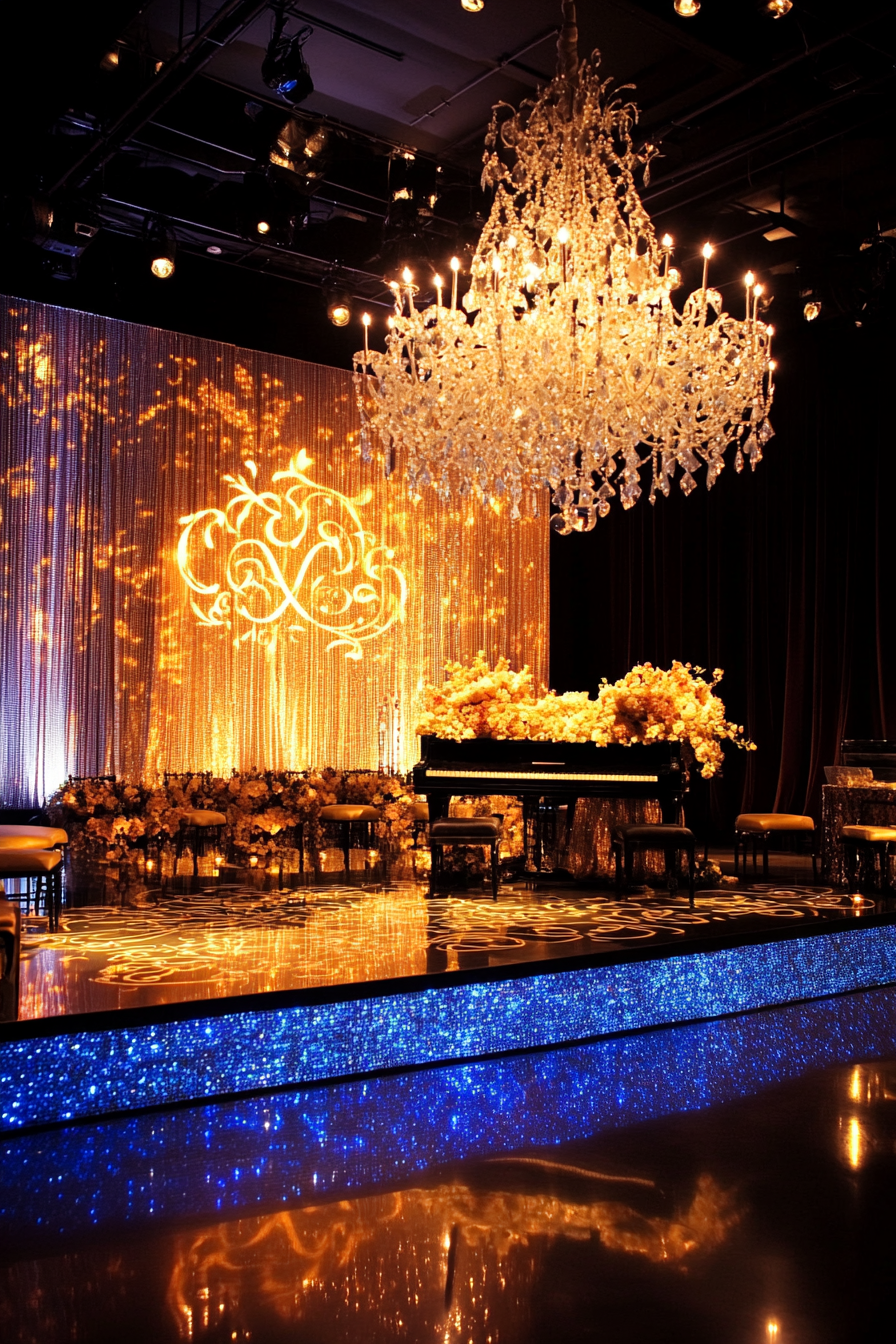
318;805;380;873
840;824;896;893
611;823;696;906
177;809;227;874
429;816;502;900
734;813;816;881
0;849;63;930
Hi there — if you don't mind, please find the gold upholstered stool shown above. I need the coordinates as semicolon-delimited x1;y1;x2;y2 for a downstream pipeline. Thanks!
318;804;380;874
176;809;227;874
429;816;502;900
0;824;68;851
0;850;63;930
840;824;896;893
734;813;817;881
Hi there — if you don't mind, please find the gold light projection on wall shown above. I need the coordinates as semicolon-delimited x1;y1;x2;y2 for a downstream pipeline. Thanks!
176;449;408;660
0;298;548;802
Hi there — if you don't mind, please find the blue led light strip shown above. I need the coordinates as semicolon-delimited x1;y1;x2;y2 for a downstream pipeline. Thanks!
2;924;895;1132
3;985;896;1248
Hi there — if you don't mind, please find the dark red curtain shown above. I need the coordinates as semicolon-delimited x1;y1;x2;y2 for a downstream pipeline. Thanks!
549;319;896;837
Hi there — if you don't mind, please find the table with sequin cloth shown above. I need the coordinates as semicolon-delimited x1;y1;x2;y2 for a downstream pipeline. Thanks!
822;784;896;883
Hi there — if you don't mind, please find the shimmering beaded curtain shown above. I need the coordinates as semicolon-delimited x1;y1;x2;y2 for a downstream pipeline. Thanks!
0;298;548;806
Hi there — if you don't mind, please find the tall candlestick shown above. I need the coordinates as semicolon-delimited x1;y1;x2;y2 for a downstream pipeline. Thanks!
744;271;754;322
450;256;460;313
701;242;713;291
362;311;371;364
433;274;443;312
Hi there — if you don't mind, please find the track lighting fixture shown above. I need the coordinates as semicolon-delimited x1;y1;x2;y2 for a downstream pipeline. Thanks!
148;223;176;279
262;8;313;105
325;284;353;326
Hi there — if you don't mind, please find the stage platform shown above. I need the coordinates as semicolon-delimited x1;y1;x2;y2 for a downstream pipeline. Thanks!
2;876;896;1134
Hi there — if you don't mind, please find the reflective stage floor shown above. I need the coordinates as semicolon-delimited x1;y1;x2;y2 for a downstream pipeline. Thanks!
2;985;895;1343
16;875;886;1020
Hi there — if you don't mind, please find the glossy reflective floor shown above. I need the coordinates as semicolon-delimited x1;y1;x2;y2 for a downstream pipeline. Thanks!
16;874;883;1018
2;986;895;1342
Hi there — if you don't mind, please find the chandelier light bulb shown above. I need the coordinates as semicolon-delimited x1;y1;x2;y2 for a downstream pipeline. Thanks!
661;233;673;249
674;0;701;15
361;312;372;327
557;226;571;244
433;274;443;288
667;267;682;289
754;283;764;297
402;266;413;284
744;271;755;287
701;243;714;260
449;256;461;271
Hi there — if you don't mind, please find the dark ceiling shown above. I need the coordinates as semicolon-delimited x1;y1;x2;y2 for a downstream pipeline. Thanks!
2;0;894;363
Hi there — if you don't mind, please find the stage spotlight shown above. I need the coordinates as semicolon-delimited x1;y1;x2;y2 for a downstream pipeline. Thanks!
262;11;314;105
764;0;792;14
674;0;700;13
803;300;821;321
325;284;353;326
256;219;271;234
461;0;485;10
148;225;176;279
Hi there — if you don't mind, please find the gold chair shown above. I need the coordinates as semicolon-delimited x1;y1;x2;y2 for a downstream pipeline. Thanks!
734;813;817;881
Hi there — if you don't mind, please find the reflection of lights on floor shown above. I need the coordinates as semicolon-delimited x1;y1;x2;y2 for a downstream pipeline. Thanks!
842;1115;865;1169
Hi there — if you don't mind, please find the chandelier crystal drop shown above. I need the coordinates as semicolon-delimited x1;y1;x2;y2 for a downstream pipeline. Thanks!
353;1;775;532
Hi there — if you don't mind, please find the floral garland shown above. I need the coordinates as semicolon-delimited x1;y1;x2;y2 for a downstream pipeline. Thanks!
46;770;417;870
416;654;754;778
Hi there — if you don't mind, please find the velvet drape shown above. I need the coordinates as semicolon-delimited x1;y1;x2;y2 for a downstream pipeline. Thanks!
550;320;896;836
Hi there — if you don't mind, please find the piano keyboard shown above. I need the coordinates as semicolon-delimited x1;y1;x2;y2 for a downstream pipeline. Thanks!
426;769;659;784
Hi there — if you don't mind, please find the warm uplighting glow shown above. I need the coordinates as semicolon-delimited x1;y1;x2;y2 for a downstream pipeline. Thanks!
674;0;700;13
804;300;821;321
177;451;408;661
249;854;258;867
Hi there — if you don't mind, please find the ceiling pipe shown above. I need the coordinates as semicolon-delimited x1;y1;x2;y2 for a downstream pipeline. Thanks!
51;0;272;193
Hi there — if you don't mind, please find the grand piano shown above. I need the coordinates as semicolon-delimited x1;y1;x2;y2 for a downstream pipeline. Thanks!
413;735;686;853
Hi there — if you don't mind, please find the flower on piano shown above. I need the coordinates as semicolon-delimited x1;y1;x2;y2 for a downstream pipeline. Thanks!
416;656;754;778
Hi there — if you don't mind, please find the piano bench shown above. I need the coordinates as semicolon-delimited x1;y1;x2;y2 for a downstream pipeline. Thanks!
429;817;502;900
611;823;696;907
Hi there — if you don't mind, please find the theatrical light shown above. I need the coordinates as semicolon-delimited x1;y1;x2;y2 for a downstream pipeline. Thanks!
674;0;700;14
461;0;485;10
256;220;271;234
149;227;176;279
804;300;822;321
206;244;222;255
764;0;793;15
262;14;314;105
325;283;353;326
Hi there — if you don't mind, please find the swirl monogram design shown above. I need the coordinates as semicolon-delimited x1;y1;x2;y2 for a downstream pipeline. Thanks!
176;450;408;660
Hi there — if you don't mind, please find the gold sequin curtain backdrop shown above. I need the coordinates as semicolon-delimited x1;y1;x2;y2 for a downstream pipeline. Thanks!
0;298;548;806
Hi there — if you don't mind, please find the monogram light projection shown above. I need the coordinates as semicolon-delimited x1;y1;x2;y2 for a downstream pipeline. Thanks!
176;450;408;660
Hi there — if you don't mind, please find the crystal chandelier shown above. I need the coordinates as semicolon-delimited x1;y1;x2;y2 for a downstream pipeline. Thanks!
353;1;776;532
